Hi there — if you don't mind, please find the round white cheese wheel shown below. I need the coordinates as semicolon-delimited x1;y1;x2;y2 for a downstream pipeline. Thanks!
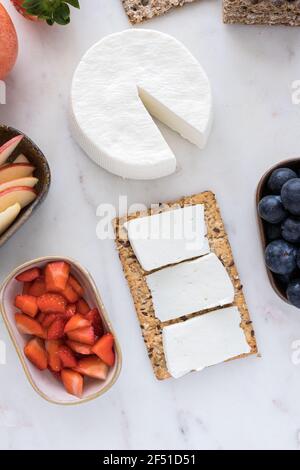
70;29;212;180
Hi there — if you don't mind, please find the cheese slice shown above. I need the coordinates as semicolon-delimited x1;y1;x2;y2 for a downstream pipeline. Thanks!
70;29;212;180
163;306;251;379
125;204;210;271
146;253;234;321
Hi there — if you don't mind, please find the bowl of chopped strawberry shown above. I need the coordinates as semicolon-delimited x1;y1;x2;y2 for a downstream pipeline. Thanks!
0;257;122;405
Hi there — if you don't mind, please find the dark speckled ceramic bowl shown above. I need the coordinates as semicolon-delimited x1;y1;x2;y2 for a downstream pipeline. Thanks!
256;158;300;304
0;125;51;247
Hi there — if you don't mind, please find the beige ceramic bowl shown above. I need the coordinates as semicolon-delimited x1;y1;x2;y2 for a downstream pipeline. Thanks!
0;256;122;405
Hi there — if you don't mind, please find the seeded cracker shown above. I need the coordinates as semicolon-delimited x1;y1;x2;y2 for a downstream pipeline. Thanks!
122;0;198;24
114;191;258;380
223;0;300;26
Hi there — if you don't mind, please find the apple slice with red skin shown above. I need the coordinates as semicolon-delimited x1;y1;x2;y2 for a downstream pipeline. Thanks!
0;186;37;212
0;135;23;166
0;177;38;193
0;202;21;235
0;163;35;184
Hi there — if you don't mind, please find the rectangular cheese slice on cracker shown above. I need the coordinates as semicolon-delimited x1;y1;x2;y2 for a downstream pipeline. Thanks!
146;253;234;322
163;306;251;378
125;204;210;272
114;191;258;380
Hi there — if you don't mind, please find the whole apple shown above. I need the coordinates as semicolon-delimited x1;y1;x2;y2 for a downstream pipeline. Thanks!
0;2;18;80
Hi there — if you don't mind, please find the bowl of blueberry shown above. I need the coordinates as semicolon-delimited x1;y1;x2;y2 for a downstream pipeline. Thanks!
257;159;300;308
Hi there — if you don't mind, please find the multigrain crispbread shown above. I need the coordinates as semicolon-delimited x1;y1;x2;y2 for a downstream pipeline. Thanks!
223;0;300;26
114;191;258;380
122;0;198;24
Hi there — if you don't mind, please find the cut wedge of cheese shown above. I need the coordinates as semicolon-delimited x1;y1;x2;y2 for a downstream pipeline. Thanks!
70;29;212;180
125;204;210;271
0;203;21;235
162;306;251;379
146;253;234;322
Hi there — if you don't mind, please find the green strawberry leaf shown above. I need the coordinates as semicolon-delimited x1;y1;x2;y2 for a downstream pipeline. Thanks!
54;3;70;25
21;0;80;25
65;0;80;8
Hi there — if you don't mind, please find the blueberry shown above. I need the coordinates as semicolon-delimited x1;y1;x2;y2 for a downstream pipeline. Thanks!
297;250;300;270
267;168;297;194
265;240;297;274
276;273;291;286
281;217;300;243
281;178;300;216
258;195;287;224
287;279;300;308
265;223;281;241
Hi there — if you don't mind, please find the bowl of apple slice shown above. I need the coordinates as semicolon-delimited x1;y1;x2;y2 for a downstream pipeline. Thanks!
0;125;51;247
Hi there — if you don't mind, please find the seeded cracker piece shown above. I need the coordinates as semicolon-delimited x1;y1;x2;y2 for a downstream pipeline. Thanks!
223;0;300;26
114;192;258;380
122;0;198;24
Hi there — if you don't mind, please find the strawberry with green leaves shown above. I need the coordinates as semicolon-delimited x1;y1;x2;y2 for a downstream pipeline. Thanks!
11;0;80;25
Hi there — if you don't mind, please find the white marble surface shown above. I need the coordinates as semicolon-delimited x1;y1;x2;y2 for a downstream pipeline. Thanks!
0;0;300;451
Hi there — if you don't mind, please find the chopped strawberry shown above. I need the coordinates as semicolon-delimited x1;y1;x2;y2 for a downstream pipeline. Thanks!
64;314;90;333
22;282;32;295
61;369;83;398
36;311;46;324
15;295;38;318
45;261;70;293
28;278;46;297
67;326;95;345
45;340;62;372
37;293;66;314
58;345;77;368
66;340;93;356
65;304;76;319
61;283;79;304
24;338;48;370
16;267;41;283
86;308;103;338
68;275;84;297
92;333;115;366
75;356;108;380
76;298;90;315
42;313;60;329
15;313;46;338
49;369;62;382
47;317;65;340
